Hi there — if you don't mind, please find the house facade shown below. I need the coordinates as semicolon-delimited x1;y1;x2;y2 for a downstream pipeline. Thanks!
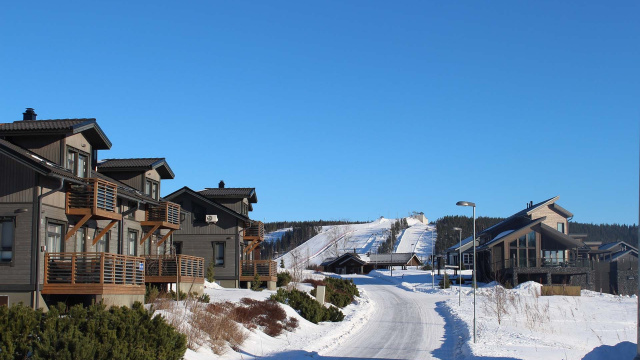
165;182;276;290
470;196;595;289
0;108;204;309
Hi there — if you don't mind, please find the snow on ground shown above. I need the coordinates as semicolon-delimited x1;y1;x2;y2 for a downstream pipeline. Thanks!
264;227;292;243
274;217;437;269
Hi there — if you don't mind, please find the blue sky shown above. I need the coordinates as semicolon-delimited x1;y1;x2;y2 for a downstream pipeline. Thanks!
1;1;638;225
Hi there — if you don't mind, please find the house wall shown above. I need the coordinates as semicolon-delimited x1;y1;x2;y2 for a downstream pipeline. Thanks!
0;203;36;290
0;154;36;202
7;135;64;165
102;171;144;191
530;205;568;234
216;198;243;214
65;133;91;157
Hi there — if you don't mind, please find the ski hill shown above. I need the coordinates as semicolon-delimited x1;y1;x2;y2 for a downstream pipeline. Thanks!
271;217;436;269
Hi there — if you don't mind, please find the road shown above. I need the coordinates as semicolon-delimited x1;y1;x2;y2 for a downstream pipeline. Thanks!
325;275;454;360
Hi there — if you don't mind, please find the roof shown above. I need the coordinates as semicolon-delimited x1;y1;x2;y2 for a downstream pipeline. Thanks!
322;253;367;267
610;249;638;262
0;118;112;150
477;218;545;250
599;241;638;252
536;223;584;249
446;236;475;252
368;253;420;265
199;187;257;203
165;186;250;222
98;158;175;179
480;196;572;236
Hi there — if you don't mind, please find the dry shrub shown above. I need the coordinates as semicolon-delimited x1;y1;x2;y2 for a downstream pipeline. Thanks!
230;298;298;337
303;278;326;288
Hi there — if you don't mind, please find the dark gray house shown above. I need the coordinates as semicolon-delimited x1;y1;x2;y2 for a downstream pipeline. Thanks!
0;108;203;309
445;236;475;270
321;252;421;274
165;182;276;289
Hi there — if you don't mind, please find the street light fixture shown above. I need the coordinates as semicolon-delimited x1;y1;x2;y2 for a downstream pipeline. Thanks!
452;227;462;306
456;200;476;344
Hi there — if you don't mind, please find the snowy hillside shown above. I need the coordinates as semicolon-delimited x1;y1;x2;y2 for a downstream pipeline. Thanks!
271;217;436;269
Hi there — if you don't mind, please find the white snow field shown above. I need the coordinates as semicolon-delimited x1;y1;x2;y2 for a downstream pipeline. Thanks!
274;218;437;269
181;269;637;360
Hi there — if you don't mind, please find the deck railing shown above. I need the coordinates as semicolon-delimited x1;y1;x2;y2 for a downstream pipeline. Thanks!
66;178;119;217
245;221;265;240
44;252;145;286
145;255;204;281
144;202;180;229
492;258;593;272
240;260;277;281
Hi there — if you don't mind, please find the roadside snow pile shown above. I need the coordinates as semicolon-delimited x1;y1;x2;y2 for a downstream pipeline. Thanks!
444;281;637;360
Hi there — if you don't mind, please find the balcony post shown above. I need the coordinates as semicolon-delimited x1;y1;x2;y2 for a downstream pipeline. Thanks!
71;254;76;284
100;253;105;285
92;179;98;213
43;253;50;285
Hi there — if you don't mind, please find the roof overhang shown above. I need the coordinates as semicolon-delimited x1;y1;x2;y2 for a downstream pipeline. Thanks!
165;186;250;222
536;223;584;248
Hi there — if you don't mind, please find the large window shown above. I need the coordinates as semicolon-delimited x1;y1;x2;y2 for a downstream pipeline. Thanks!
557;222;565;234
145;179;159;200
66;147;89;178
214;242;225;266
193;204;206;223
74;227;86;253
128;230;138;256
46;222;64;253
142;233;152;255
509;231;537;267
0;218;15;264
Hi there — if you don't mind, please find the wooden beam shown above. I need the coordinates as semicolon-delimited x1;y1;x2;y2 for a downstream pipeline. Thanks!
92;220;118;246
157;229;175;246
64;214;92;242
244;239;261;254
140;224;161;244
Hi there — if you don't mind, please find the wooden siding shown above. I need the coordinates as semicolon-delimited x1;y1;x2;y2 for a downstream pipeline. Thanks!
0;203;35;286
7;136;63;165
176;198;239;236
216;199;243;214
64;133;92;161
173;234;238;280
102;171;144;192
530;205;569;234
0;154;36;202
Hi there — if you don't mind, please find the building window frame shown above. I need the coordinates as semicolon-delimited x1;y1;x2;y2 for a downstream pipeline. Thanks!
0;217;16;266
96;229;110;253
127;229;138;256
214;242;225;267
46;219;66;253
145;179;160;200
557;222;565;234
65;146;89;178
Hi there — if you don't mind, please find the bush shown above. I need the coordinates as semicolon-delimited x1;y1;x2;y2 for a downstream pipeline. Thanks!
422;264;433;270
230;298;297;337
251;273;263;291
206;261;216;283
271;288;344;323
169;289;187;300
277;272;292;287
308;277;359;308
0;302;186;360
145;285;160;304
199;293;211;303
439;273;451;289
455;277;465;285
280;259;285;268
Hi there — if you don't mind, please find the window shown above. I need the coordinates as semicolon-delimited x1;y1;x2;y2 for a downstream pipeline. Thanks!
557;222;565;234
145;179;159;200
462;253;473;265
193;203;206;223
66;147;89;178
74;227;86;253
241;202;248;216
510;231;537;267
96;230;109;253
128;230;138;256
142;233;152;255
214;242;225;266
46;222;64;253
0;218;15;263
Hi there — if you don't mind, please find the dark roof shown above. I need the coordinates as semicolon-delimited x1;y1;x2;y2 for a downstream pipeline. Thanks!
368;253;420;265
477;218;545;250
599;241;638;252
199;188;257;203
0;118;112;150
323;253;367;267
536;223;584;249
610;249;638;261
98;158;175;179
165;186;250;222
479;196;572;236
446;236;475;252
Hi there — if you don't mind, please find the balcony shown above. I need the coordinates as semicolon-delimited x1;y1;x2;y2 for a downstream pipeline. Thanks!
66;178;122;221
145;255;204;285
492;258;593;273
245;221;264;241
141;202;180;230
239;260;277;282
42;252;145;295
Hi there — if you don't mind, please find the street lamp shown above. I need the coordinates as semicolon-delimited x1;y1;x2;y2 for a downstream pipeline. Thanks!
431;229;435;289
453;227;463;306
456;201;476;344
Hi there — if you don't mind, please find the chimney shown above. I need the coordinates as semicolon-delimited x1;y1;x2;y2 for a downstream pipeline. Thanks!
23;108;37;121
218;180;225;188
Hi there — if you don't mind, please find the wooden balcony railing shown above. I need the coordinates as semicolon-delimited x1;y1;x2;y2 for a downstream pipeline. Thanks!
42;252;145;295
141;202;180;230
245;221;264;241
239;260;277;282
145;255;204;284
66;178;121;221
492;258;593;272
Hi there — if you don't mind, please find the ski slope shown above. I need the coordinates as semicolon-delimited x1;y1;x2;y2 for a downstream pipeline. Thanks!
272;217;436;269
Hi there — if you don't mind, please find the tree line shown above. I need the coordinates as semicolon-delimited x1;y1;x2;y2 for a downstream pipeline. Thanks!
435;215;638;254
377;218;409;253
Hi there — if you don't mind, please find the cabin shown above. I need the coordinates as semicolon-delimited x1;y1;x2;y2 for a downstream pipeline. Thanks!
470;196;595;289
589;241;638;295
0;108;204;309
445;236;475;270
320;252;421;274
321;253;367;274
165;182;276;290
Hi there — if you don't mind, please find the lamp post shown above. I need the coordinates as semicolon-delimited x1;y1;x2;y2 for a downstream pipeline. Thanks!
431;230;435;289
457;201;476;344
453;227;463;306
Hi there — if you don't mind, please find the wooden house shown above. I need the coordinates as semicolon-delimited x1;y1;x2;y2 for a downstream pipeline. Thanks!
320;252;421;274
0;108;203;309
165;182;276;290
472;196;594;289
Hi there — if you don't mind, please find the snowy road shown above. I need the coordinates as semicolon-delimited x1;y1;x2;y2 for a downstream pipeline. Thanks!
325;275;454;360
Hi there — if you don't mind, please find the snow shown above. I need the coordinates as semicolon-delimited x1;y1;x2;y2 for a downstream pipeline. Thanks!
264;227;292;242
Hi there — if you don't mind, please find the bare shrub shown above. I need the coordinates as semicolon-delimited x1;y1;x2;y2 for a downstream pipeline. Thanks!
230;298;298;337
290;249;303;284
523;296;551;331
483;285;513;325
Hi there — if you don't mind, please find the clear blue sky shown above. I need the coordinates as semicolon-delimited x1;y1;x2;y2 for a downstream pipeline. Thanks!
1;1;638;225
